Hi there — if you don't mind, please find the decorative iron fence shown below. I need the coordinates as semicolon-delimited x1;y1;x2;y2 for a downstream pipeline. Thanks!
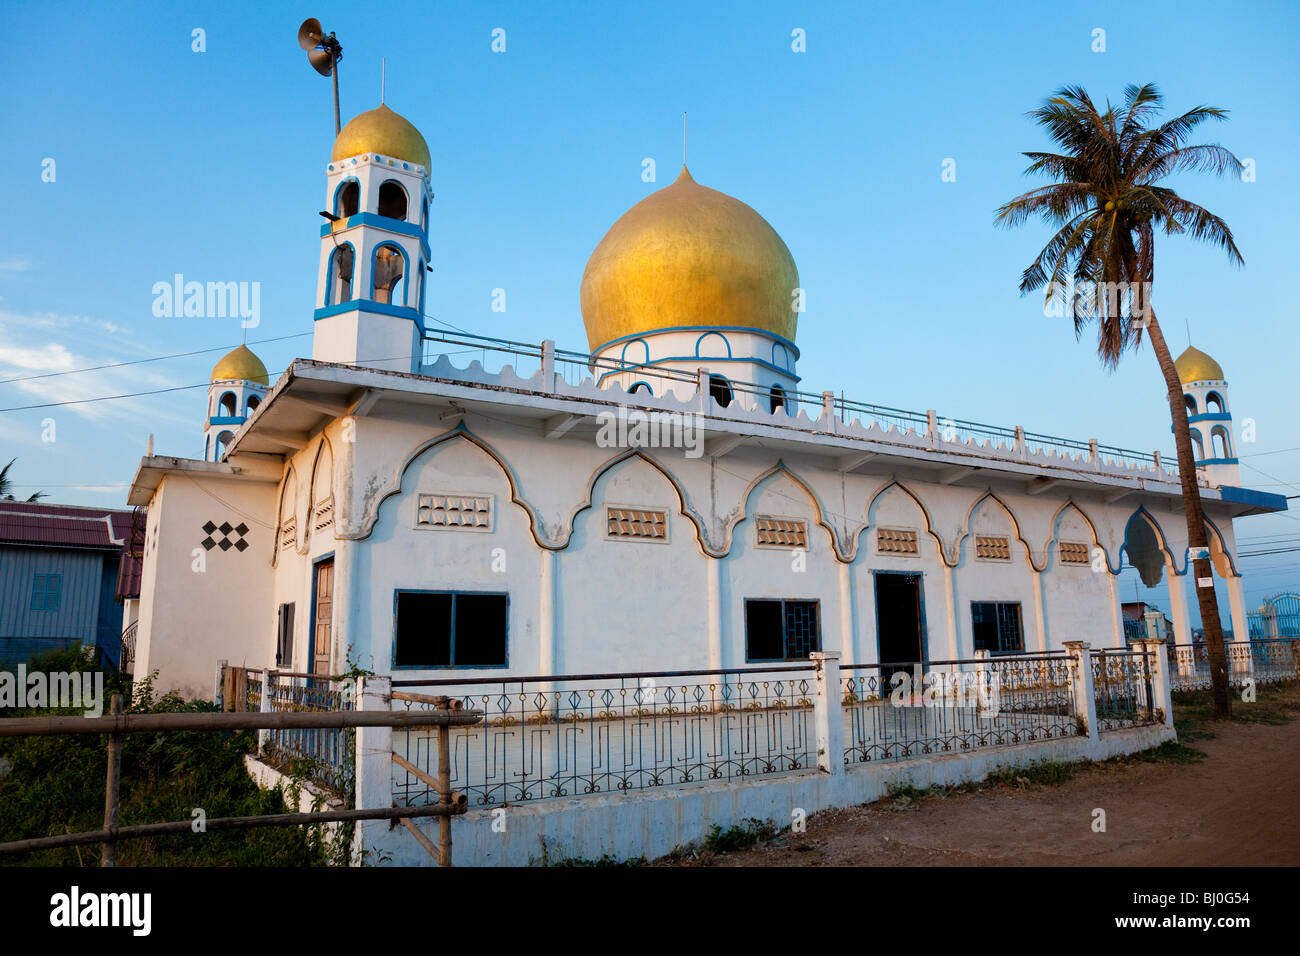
1167;639;1300;693
264;673;355;794
119;621;138;675
1091;649;1158;731
391;667;816;808
841;654;1078;764
244;669;263;713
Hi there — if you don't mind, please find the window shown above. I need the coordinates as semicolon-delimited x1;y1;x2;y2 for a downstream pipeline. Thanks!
877;528;919;555
1191;431;1205;460
335;179;359;218
1184;395;1197;415
769;384;786;413
378;180;408;220
1211;425;1231;459
394;591;508;667
975;535;1011;560
330;244;354;305
971;602;1024;654
1059;541;1090;564
708;374;733;408
219;392;237;416
247;395;261;414
373;244;406;305
215;430;235;458
416;493;493;531
745;599;820;661
31;573;62;611
629;382;652;396
606;508;667;541
755;516;806;549
276;602;296;667
1206;391;1225;414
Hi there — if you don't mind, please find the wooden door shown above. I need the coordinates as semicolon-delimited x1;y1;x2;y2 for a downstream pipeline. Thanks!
312;559;334;677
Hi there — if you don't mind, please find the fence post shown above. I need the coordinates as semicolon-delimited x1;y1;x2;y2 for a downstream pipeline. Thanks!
214;659;228;709
434;695;455;867
810;651;844;775
1136;639;1174;729
352;675;392;865
259;670;275;754
102;693;124;867
541;339;555;391
972;649;992;717
1063;641;1098;743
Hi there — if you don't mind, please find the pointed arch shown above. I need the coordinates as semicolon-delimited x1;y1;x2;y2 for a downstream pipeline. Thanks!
1044;499;1113;572
1119;506;1179;584
720;461;847;561
304;435;336;549
272;465;299;568
848;477;949;566
1202;515;1240;577
956;490;1039;570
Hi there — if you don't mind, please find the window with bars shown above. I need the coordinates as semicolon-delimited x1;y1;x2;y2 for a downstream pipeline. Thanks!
970;601;1024;654
30;573;62;612
756;516;807;549
975;535;1011;560
393;591;508;668
606;508;667;541
1059;541;1090;564
877;528;919;555
744;599;821;662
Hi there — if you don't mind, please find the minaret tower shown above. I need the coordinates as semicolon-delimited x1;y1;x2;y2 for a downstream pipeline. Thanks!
1175;345;1239;487
205;344;269;461
313;104;432;374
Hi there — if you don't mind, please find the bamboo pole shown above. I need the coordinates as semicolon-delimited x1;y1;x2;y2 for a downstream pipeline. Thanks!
437;703;453;867
0;708;481;738
101;694;123;867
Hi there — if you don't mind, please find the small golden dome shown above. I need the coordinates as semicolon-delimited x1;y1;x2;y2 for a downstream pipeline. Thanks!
580;167;800;352
331;105;430;170
1174;346;1224;384
211;345;269;386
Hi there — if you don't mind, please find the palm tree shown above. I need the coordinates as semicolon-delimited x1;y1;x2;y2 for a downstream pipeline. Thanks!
996;83;1243;718
0;457;46;502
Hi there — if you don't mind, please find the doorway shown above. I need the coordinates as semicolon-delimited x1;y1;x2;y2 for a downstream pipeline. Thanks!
874;571;926;691
309;557;334;678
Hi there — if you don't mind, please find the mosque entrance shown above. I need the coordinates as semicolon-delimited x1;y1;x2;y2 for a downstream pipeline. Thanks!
874;572;926;689
310;557;334;678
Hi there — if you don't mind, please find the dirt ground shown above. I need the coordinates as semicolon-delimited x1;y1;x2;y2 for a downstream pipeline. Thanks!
659;684;1300;867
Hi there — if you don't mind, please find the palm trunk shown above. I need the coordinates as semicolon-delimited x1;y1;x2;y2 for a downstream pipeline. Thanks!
1144;314;1232;718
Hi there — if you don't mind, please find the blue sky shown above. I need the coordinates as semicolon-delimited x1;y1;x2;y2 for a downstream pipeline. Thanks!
1;0;1297;614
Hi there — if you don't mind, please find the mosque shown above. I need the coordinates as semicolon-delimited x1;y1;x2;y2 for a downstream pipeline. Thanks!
126;105;1285;699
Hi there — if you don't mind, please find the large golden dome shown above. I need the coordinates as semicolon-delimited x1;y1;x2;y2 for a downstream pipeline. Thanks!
211;345;269;386
580;167;799;352
1174;345;1224;383
331;105;430;170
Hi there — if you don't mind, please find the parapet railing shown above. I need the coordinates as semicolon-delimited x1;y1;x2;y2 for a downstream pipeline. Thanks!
420;328;1181;480
1166;639;1300;693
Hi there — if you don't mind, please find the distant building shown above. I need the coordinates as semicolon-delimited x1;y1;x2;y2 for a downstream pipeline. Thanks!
0;502;140;667
1120;601;1174;644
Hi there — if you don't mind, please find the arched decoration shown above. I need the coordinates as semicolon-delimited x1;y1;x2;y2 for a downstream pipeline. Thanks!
377;180;409;221
372;243;408;306
1210;425;1232;459
272;466;299;568
696;331;731;358
333;178;360;218
629;381;653;396
772;342;791;370
304;437;336;550
214;430;235;459
620;338;649;368
1202;516;1241;578
1121;509;1173;586
1206;391;1225;414
769;384;786;413
1184;394;1198;416
721;461;848;562
1190;431;1205;461
327;242;355;306
1044;500;1112;572
218;392;237;416
848;478;950;566
954;491;1039;570
246;395;261;415
708;374;733;408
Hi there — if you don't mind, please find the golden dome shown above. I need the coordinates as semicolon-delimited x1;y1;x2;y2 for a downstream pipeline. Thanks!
1174;346;1224;384
580;167;800;352
211;345;269;386
331;105;430;170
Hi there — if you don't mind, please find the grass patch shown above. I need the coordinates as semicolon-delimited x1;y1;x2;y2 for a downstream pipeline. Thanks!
985;759;1078;788
704;817;777;853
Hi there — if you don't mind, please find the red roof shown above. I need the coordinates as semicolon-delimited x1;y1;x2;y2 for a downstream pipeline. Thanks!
0;502;142;600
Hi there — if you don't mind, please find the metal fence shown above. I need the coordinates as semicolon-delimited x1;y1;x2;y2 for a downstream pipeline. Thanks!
264;673;355;794
391;667;816;808
1167;639;1300;693
1091;649;1158;731
841;654;1078;764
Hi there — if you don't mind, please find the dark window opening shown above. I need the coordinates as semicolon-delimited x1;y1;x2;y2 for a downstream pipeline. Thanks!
709;374;733;408
373;245;405;305
332;245;354;304
769;384;786;413
1184;395;1197;416
31;573;62;612
215;430;235;458
971;601;1024;654
378;181;408;220
247;395;261;414
745;598;820;662
276;602;296;668
1206;392;1225;414
394;591;508;667
219;392;237;416
337;180;360;218
630;382;652;396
